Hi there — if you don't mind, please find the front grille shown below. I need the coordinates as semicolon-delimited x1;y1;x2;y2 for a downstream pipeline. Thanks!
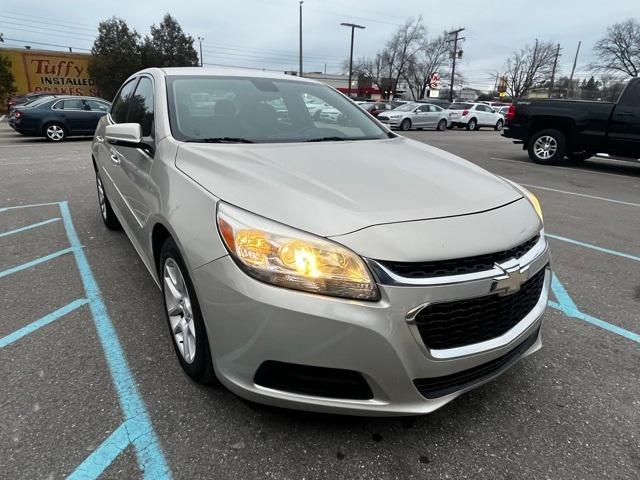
414;327;539;399
379;235;539;279
414;267;546;350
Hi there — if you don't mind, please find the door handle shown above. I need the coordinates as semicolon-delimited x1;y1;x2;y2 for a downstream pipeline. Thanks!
616;112;634;117
110;154;121;165
95;135;104;143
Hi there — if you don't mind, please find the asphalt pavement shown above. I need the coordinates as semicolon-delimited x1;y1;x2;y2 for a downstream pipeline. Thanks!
1;120;638;480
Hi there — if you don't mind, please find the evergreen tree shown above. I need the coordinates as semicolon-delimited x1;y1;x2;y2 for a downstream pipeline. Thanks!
0;54;17;109
143;14;199;68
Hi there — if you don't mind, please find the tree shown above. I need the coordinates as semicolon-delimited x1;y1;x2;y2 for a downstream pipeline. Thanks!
504;41;558;98
143;14;199;68
403;32;450;100
383;17;425;98
592;19;640;77
89;17;144;100
0;54;17;108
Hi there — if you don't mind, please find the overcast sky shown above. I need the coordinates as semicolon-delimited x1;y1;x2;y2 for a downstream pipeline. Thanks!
1;0;637;89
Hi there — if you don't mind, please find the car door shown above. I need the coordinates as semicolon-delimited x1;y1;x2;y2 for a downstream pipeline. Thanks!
84;99;111;132
474;105;489;125
104;76;156;244
52;98;87;134
607;80;640;158
415;104;431;126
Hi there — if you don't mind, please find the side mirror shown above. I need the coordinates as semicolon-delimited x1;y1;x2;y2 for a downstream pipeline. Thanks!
105;123;142;145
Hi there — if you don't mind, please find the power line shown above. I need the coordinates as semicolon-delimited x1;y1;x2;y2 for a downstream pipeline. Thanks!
0;14;97;32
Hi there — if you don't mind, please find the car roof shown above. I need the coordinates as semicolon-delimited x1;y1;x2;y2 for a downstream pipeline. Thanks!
155;66;323;85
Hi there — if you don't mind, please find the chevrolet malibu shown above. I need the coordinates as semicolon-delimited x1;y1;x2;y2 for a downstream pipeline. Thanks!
92;67;550;416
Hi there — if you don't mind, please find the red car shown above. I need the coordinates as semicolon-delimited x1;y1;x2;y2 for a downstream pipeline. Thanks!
364;102;400;117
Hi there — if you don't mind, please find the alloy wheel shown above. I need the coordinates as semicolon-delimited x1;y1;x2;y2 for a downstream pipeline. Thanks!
96;175;107;220
533;135;558;160
163;258;197;364
46;124;65;141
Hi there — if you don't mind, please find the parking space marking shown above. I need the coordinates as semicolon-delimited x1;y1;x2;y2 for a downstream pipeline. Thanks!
0;201;64;213
549;274;640;344
0;217;61;238
522;184;640;208
0;115;5;123
59;201;171;479
0;247;73;279
0;298;88;349
68;422;132;480
547;234;640;262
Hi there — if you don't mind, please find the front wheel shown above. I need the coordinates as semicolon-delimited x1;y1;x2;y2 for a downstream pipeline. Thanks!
437;119;447;131
466;118;477;131
528;129;567;165
400;118;411;131
44;122;66;141
495;119;504;131
160;238;216;384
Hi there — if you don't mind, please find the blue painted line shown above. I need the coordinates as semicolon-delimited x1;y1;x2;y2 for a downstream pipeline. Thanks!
548;275;639;344
59;202;171;479
67;422;131;480
546;234;640;263
0;247;73;279
0;217;61;238
0;298;88;349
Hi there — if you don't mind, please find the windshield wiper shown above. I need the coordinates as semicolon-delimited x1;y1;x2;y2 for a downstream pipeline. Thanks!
304;136;347;142
188;137;254;143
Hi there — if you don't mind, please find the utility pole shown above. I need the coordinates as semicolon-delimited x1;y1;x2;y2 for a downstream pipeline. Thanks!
568;41;581;98
299;1;303;77
447;28;465;102
548;43;561;98
197;37;204;67
341;22;365;98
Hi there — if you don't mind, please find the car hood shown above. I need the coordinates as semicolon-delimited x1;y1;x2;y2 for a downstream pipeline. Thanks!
175;136;522;236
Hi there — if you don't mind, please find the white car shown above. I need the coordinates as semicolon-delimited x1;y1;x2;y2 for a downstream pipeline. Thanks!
377;102;449;131
447;102;505;131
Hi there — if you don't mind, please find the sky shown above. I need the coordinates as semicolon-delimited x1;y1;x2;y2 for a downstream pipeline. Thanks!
1;0;638;91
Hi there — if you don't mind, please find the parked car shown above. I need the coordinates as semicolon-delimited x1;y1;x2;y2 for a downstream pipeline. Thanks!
364;102;397;117
377;102;449;131
92;67;550;415
6;91;52;112
496;105;511;117
447;102;505;131
502;78;640;164
9;96;111;141
416;98;451;109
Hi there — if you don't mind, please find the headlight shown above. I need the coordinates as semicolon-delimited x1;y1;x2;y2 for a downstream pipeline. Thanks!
501;178;543;222
216;202;380;301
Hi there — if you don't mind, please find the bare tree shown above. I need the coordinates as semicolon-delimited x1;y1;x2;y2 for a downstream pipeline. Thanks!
351;53;386;96
384;17;425;97
404;32;450;100
504;41;558;98
592;19;640;77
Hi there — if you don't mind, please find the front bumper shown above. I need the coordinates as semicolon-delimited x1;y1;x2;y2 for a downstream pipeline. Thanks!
192;235;551;416
378;117;402;128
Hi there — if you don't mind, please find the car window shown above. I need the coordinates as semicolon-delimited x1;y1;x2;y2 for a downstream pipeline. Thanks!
619;81;640;106
111;79;138;124
475;105;486;112
418;105;431;112
61;98;85;110
432;105;443;112
127;77;155;137
86;100;110;112
167;76;390;143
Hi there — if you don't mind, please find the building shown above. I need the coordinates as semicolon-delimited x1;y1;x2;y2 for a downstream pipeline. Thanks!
1;47;98;97
284;71;382;99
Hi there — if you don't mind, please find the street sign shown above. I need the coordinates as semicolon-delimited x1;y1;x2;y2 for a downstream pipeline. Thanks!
428;72;441;89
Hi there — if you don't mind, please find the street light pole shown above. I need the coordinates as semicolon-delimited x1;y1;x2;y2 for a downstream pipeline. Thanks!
340;22;365;98
299;1;303;77
197;37;204;67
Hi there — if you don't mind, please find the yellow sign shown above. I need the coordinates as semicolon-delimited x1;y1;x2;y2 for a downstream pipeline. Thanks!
499;92;507;97
1;48;99;97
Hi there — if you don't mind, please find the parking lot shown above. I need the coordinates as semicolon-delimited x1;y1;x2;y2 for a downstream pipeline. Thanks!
1;119;638;479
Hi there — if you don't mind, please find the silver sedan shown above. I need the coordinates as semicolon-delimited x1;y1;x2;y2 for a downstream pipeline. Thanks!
92;67;550;416
377;102;449;131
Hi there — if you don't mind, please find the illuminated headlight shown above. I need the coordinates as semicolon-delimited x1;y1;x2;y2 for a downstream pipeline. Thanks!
216;202;380;301
502;178;544;222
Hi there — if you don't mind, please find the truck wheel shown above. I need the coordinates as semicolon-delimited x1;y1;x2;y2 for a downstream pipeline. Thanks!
400;119;411;131
466;118;477;131
528;129;566;165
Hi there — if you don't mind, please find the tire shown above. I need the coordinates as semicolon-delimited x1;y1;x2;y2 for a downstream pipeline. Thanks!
495;119;504;131
400;118;411;131
160;237;216;384
437;119;447;131
528;129;567;165
95;168;122;230
466;118;477;131
567;150;592;162
44;122;67;141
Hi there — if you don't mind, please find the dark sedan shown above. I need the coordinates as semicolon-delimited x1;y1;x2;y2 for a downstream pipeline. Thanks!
9;96;111;141
6;92;52;112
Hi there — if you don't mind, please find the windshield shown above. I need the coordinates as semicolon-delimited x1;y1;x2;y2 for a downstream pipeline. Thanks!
449;103;473;110
166;76;392;143
393;103;418;112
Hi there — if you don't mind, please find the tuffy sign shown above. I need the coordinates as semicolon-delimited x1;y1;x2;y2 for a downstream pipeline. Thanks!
2;48;99;97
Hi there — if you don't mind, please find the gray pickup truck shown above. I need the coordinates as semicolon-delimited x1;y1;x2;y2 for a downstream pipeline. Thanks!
502;78;640;165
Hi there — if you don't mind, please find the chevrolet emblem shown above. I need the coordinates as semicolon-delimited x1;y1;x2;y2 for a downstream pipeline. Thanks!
491;263;530;296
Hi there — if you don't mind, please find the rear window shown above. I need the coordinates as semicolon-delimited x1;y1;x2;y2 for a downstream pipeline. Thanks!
448;103;472;110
